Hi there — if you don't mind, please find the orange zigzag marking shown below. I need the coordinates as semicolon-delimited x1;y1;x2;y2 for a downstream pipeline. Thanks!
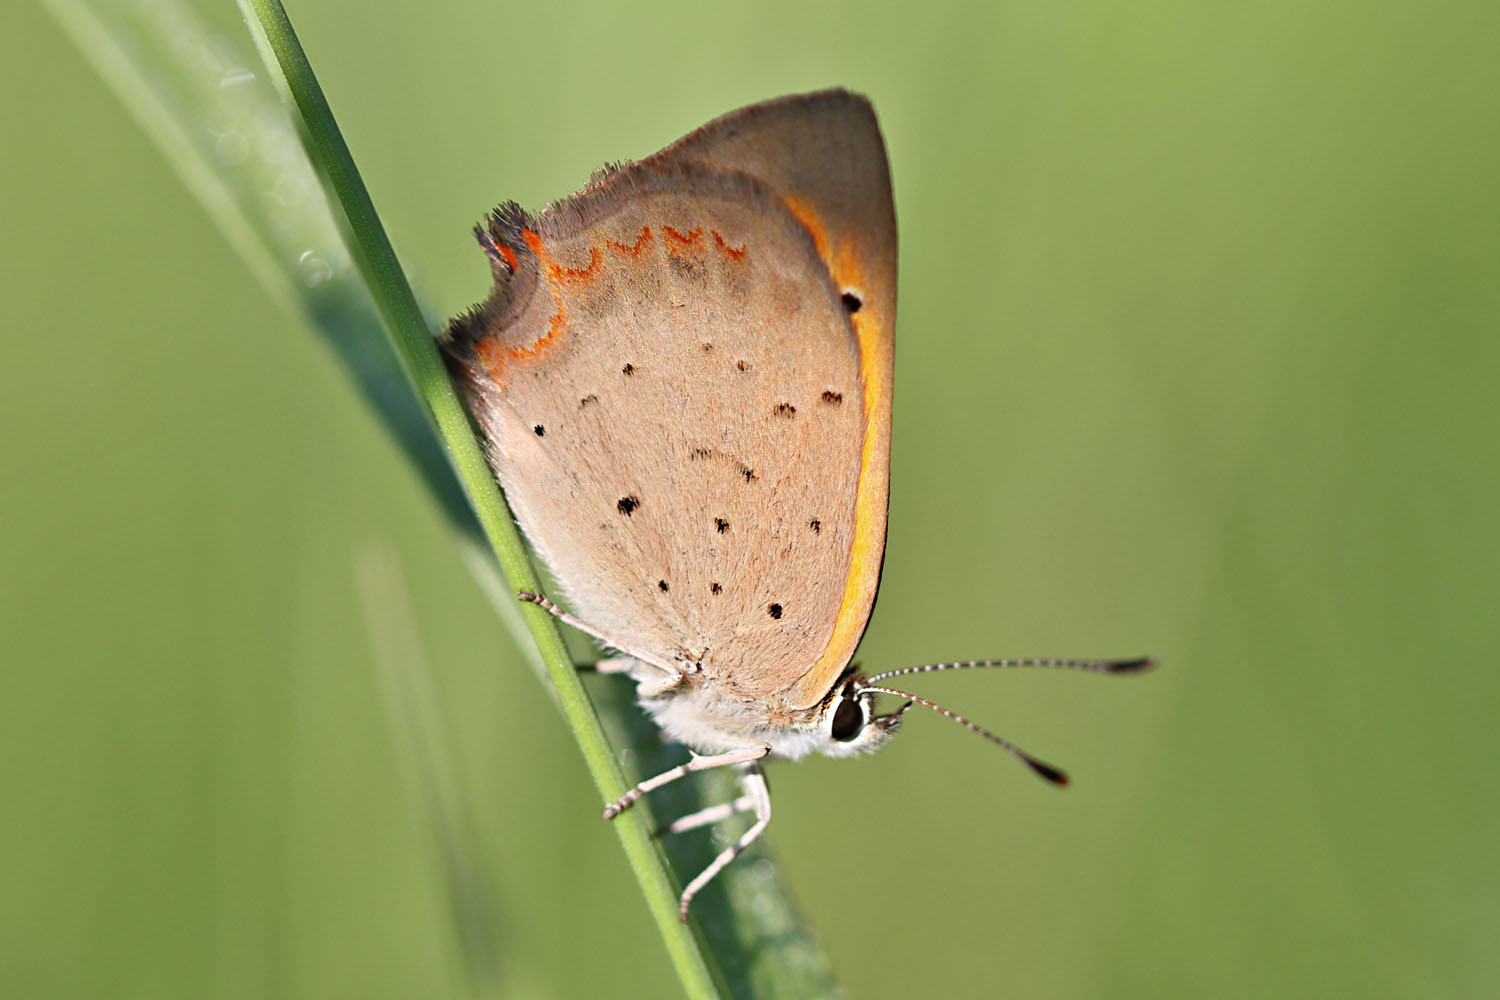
552;245;604;281
606;226;653;256
513;228;569;358
711;229;747;260
479;229;612;380
663;225;704;253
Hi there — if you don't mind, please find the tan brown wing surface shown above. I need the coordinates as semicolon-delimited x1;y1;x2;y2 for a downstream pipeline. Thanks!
446;163;865;700
446;91;896;708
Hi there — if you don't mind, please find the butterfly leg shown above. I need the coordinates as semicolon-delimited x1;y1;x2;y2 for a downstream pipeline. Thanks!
574;657;635;674
677;761;772;921
604;744;770;819
654;794;755;836
518;590;684;676
574;656;684;698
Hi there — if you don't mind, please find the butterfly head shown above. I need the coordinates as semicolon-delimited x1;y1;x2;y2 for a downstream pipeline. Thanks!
816;670;912;758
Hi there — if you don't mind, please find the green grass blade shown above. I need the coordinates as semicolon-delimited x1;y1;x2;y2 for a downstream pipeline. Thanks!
356;544;502;999
235;0;730;995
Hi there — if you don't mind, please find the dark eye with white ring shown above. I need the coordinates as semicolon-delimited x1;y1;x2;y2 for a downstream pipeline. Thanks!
831;698;864;741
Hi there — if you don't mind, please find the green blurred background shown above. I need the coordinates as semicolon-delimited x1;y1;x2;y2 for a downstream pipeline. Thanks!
7;0;1498;996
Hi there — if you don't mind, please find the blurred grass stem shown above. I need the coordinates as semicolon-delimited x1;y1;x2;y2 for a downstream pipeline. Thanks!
235;0;726;994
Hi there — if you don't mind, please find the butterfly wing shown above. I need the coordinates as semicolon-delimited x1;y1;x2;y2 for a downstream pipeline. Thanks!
445;91;896;710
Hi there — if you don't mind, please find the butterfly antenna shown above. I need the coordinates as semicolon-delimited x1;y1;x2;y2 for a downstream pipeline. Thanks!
860;684;1071;786
865;655;1154;685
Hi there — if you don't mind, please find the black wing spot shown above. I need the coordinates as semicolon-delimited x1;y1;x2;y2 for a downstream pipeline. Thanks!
736;360;749;372
702;342;713;352
580;394;599;408
841;292;863;313
774;403;797;418
715;518;730;533
621;363;636;376
767;602;783;620
617;495;640;516
820;390;844;405
658;580;670;592
809;519;821;533
740;466;757;483
533;424;545;436
710;582;723;595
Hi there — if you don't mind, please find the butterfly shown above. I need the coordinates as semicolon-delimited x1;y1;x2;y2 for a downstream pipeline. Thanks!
442;89;1152;920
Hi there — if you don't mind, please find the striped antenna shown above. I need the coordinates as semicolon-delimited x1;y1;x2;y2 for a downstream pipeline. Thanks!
865;655;1154;685
859;684;1071;786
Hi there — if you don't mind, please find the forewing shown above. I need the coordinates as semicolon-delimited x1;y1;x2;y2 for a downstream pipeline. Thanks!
446;91;896;708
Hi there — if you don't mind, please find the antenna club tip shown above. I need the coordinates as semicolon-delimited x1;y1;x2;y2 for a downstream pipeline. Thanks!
1107;656;1157;674
1030;760;1070;786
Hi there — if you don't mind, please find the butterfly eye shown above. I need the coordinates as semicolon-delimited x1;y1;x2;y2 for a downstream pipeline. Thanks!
831;697;864;742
